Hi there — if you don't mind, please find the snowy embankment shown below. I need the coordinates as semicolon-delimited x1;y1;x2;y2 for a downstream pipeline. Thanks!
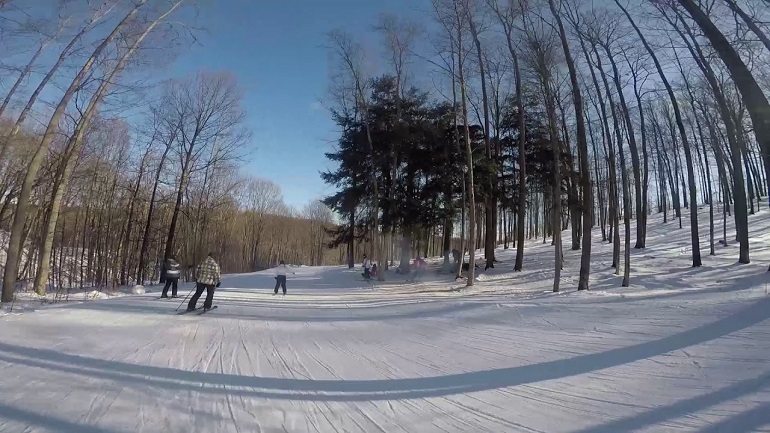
0;229;137;316
0;207;769;432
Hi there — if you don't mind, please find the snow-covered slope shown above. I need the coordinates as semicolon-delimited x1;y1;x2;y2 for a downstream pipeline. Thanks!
0;206;769;432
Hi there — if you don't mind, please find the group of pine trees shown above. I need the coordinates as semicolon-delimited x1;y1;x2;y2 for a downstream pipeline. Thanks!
322;0;770;291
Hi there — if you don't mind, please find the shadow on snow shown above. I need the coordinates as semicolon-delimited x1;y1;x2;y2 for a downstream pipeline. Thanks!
0;297;767;404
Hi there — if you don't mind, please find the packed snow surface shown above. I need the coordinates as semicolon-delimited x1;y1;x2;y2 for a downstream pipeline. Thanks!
1;207;770;432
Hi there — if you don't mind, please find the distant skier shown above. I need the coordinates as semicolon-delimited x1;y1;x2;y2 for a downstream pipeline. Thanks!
160;256;181;298
274;260;294;295
408;256;426;282
187;252;221;312
452;249;461;271
362;254;372;280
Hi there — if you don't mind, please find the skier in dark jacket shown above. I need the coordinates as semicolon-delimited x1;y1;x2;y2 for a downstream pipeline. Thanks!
161;257;181;298
452;249;461;272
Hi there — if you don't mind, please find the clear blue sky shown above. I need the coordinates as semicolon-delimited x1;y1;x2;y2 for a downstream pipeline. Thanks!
167;1;429;209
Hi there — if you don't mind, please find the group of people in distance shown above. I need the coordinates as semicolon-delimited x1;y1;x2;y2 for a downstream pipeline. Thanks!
361;254;427;282
158;254;296;312
159;251;431;311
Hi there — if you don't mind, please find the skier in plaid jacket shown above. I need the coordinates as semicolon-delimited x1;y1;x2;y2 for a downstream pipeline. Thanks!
187;252;221;311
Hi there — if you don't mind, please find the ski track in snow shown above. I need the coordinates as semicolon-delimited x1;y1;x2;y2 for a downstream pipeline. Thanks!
1;207;770;432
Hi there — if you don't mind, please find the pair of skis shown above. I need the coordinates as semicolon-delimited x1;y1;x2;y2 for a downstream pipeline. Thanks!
172;288;287;315
177;305;218;315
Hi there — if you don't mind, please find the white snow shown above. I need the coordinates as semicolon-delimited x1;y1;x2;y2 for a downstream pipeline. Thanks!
1;206;770;432
0;287;132;318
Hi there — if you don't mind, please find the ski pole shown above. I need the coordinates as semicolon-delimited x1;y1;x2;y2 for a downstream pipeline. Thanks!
176;286;195;311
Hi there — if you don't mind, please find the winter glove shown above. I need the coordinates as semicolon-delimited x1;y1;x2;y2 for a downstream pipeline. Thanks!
216;281;221;288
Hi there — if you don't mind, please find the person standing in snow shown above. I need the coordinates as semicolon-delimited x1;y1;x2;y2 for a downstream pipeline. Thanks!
187;252;221;312
161;256;181;298
362;254;372;280
408;257;427;282
274;260;294;295
451;249;461;273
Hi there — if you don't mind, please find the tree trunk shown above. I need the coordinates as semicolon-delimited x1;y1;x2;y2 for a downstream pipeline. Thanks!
467;14;495;270
627;60;649;248
616;0;700;266
659;111;683;225
441;216;451;265
618;116;632;287
601;43;643;254
701;129;716;256
502;208;508;249
490;1;527;272
578;33;616;263
546;96;562;292
137;132;175;284
588;116;607;242
447;33;466;281
120;144;151;285
666;13;735;258
677;0;770;268
548;0;592;290
458;32;476;287
163;152;194;261
535;62;563;290
557;98;581;252
33;143;75;295
593;44;622;271
514;53;526;272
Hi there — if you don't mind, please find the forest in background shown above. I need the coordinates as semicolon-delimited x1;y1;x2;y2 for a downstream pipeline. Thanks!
0;1;343;301
1;0;770;303
321;0;770;290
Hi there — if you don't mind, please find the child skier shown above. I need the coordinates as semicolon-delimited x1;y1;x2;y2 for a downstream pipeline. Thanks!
274;260;294;295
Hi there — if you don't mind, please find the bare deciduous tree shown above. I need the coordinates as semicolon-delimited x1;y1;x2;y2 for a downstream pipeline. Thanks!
522;17;563;292
615;0;701;268
160;71;249;269
547;0;593;290
488;0;529;272
303;200;334;266
32;0;186;295
0;3;113;166
3;1;149;303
